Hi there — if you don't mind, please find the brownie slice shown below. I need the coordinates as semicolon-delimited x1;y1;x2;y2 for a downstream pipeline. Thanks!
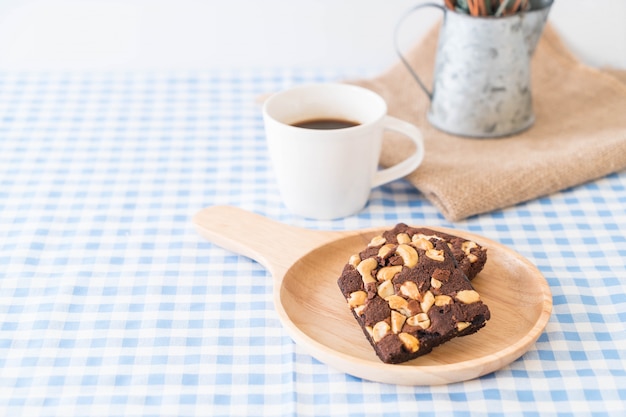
337;225;490;364
380;223;487;280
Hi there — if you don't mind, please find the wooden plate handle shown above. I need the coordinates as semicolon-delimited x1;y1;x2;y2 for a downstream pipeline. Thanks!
192;206;343;278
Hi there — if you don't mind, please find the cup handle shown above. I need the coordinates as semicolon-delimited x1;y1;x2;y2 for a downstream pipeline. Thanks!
371;115;425;188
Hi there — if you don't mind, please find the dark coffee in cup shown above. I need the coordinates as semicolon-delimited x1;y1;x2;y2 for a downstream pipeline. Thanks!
291;118;359;130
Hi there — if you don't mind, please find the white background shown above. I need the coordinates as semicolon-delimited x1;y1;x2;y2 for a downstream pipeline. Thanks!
0;0;624;72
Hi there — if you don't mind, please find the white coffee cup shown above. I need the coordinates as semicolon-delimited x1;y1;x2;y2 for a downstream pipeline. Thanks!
262;83;424;219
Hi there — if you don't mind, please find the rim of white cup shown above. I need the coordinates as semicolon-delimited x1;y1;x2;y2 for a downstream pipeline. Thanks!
262;83;388;133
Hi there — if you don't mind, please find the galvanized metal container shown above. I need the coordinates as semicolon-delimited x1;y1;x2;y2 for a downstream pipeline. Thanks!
396;0;553;138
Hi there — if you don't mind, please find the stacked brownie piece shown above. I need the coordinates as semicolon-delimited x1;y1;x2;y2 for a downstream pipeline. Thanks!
337;223;490;364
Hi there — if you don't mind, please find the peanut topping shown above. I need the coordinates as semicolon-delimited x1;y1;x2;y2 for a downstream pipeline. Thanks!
354;305;366;316
390;311;406;334
377;243;396;259
399;281;420;300
368;235;387;247
356;257;378;284
411;236;434;251
456;321;471;332
377;280;395;299
347;291;367;308
430;277;442;289
434;295;453;306
396;244;418;268
420;291;435;313
348;254;361;268
407;313;431;329
456;290;481;304
461;240;477;254
376;265;403;281
396;233;411;244
372;321;391;342
387;295;409;312
405;300;422;317
462;241;479;263
425;248;445;262
398;332;420;353
415;233;442;241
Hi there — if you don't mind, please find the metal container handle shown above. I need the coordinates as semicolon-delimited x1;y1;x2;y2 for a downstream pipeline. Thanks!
394;3;447;101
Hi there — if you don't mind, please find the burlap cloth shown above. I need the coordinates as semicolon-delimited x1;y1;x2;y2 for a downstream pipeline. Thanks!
351;23;626;221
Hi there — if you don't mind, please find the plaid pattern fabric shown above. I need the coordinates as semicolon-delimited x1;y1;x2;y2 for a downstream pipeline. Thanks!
1;71;625;416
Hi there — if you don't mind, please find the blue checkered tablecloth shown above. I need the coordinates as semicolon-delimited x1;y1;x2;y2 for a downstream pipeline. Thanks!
1;70;625;417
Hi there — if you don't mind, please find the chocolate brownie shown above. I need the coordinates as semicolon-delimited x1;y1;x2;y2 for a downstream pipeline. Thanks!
337;225;490;364
381;223;487;280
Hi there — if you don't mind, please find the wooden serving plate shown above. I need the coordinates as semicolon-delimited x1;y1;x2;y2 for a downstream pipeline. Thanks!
193;206;552;385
